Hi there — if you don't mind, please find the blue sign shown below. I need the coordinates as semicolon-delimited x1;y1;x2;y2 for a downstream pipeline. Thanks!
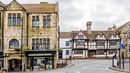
120;42;125;49
116;42;125;49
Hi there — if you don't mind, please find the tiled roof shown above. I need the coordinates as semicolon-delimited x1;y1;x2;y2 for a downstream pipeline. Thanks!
61;30;119;40
22;3;57;13
60;32;72;38
116;21;130;32
0;1;5;7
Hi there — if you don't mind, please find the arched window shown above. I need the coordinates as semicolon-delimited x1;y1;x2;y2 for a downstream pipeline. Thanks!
9;39;19;49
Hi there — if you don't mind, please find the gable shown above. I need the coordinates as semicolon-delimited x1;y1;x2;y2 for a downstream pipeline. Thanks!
74;32;87;39
6;0;25;11
110;33;119;39
95;33;106;40
0;6;4;10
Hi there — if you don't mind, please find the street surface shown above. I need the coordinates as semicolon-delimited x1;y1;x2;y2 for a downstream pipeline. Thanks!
10;60;124;73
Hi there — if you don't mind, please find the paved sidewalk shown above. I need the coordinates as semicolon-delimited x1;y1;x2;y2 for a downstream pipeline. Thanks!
109;59;130;72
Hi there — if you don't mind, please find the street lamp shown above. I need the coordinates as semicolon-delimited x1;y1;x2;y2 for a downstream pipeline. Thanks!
20;17;23;71
118;31;126;69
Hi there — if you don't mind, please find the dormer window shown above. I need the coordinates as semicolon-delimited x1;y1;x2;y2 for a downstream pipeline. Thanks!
78;35;84;39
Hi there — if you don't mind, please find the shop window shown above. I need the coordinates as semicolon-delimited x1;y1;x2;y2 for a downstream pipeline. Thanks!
74;50;83;54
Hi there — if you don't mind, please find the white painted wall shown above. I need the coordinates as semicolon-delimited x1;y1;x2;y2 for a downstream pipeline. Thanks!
60;38;71;48
60;38;72;59
62;49;71;59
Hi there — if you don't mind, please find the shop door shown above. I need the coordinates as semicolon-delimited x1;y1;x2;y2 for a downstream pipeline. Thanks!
45;57;54;69
8;59;21;71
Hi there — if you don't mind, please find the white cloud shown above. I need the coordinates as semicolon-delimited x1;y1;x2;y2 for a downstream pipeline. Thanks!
1;0;130;31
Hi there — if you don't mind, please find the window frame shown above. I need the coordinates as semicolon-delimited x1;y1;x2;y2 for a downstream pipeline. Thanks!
8;13;21;26
43;15;51;28
9;39;19;49
32;16;39;28
66;50;69;55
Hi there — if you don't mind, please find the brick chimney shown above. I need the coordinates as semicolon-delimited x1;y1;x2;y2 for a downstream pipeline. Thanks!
108;27;112;31
86;21;92;34
112;24;116;31
40;2;48;4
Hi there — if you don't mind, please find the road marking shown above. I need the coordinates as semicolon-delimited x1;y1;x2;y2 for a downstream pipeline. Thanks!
81;67;87;69
76;71;80;73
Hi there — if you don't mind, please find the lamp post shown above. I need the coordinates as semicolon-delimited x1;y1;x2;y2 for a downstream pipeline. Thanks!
20;17;23;71
118;31;126;69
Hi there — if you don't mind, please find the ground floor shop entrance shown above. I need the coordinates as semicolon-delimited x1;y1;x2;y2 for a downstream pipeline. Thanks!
0;52;3;70
25;50;56;71
88;50;96;58
8;59;21;71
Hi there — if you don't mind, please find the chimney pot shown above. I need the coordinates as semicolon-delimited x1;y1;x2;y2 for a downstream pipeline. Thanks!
40;2;48;4
86;21;92;34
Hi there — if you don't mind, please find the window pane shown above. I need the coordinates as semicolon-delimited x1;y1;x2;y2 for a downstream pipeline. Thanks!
8;13;12;25
66;41;69;46
13;14;16;25
17;13;21;25
9;39;19;49
66;50;69;55
43;16;46;28
74;50;83;54
32;16;39;28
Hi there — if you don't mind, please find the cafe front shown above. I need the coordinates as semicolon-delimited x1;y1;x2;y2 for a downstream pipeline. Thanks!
25;50;56;71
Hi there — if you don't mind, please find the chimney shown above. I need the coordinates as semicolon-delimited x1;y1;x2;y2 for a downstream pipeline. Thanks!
112;24;116;31
86;21;92;34
108;27;112;31
40;2;48;4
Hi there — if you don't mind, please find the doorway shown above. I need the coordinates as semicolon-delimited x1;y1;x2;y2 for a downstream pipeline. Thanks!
8;59;21;72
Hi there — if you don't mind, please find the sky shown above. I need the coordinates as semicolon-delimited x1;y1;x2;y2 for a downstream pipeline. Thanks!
1;0;130;31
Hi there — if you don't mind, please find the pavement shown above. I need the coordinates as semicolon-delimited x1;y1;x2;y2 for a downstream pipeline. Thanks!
8;59;125;73
109;59;130;73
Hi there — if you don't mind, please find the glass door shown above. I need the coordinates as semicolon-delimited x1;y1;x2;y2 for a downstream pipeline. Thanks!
45;57;53;69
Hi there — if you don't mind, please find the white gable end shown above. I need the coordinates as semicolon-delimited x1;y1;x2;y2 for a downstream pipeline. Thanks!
74;32;87;39
95;34;106;39
110;35;119;39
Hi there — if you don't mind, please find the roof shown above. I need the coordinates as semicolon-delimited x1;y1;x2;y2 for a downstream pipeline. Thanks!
0;1;5;7
60;32;72;38
4;0;58;13
116;21;130;32
61;30;119;40
22;3;57;13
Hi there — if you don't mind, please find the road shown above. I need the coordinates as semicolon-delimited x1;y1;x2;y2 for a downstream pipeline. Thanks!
10;60;124;73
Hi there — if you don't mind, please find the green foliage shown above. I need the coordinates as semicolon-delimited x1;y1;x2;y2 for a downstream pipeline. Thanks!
0;29;2;35
21;46;30;52
58;48;62;52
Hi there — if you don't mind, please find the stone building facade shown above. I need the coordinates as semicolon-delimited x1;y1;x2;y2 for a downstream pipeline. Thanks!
0;0;59;71
116;21;130;58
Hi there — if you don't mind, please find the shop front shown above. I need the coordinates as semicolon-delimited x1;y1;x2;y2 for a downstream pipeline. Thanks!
0;52;3;70
25;50;56;71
